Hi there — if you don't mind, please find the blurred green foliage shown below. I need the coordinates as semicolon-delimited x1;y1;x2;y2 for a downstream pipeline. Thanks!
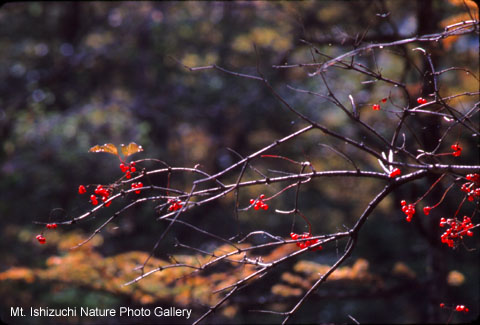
0;1;478;324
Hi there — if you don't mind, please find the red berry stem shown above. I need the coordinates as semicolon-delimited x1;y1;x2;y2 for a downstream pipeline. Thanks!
430;182;455;209
413;173;446;206
260;154;303;166
296;210;313;236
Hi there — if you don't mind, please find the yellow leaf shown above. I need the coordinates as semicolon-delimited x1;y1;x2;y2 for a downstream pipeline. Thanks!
120;142;144;157
447;270;465;286
88;143;119;156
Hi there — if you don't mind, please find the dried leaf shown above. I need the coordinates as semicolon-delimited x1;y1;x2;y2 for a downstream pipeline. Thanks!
89;143;119;156
120;142;144;157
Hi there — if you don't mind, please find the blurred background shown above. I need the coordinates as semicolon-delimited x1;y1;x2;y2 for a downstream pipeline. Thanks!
0;1;478;324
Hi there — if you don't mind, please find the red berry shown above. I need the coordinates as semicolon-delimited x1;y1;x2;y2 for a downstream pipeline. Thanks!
78;185;87;195
439;303;445;308
389;168;401;178
259;194;265;199
36;234;46;244
126;171;131;179
456;305;465;312
94;185;103;195
130;166;136;173
417;97;427;104
372;104;380;110
46;223;57;229
451;144;462;157
381;98;387;103
401;200;407;206
90;195;98;205
423;206;431;215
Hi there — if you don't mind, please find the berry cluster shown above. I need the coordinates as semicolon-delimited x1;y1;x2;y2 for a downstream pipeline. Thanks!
372;104;380;111
91;185;112;207
290;232;322;251
36;234;46;244
167;198;183;212
120;161;137;179
401;200;416;222
439;303;469;313
461;173;480;202
250;194;269;210
389;168;401;178
417;97;427;104
79;184;113;206
455;305;469;312
451;143;462;157
131;182;143;194
35;223;59;244
439;216;474;248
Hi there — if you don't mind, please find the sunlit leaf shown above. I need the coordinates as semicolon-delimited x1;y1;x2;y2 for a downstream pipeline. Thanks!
120;142;144;157
89;143;119;156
